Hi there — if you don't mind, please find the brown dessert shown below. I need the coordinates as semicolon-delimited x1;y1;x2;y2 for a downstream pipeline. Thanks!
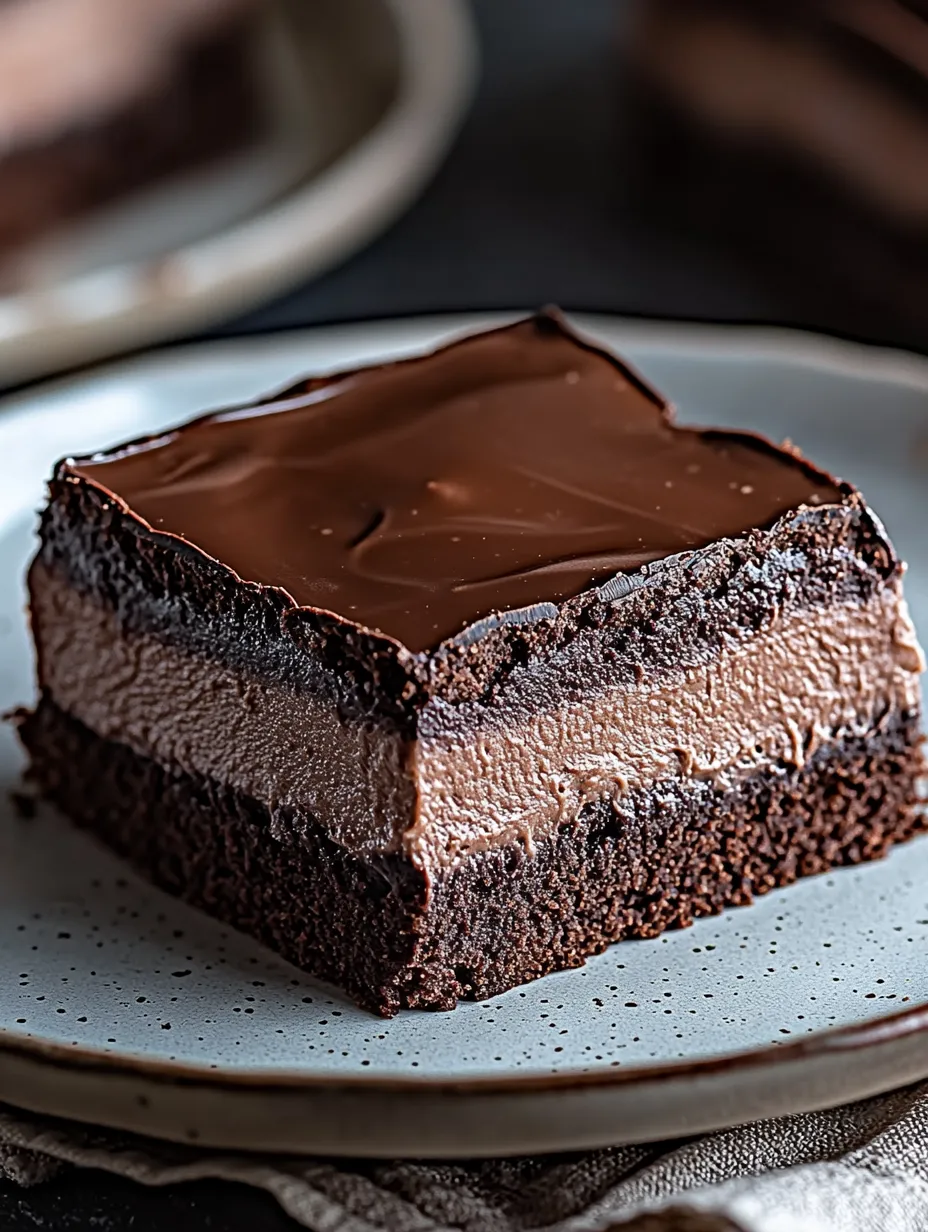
20;312;926;1014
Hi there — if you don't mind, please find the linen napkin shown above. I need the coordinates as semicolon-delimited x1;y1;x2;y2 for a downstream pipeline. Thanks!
3;1081;928;1232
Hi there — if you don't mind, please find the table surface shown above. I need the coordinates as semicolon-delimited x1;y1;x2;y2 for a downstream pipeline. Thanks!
3;0;924;1227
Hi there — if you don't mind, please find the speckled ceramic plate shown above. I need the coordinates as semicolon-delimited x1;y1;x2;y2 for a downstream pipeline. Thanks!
1;315;928;1157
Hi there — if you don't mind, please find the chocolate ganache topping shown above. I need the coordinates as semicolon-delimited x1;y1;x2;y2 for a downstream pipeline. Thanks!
72;312;842;651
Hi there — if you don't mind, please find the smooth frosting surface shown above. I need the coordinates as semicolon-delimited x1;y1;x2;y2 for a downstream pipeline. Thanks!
73;314;842;651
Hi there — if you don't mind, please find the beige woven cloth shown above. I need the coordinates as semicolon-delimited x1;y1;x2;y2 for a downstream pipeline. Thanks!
4;1082;928;1232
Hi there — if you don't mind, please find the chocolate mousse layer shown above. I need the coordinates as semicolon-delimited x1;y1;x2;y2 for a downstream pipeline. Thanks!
27;559;922;869
22;312;926;1014
21;700;925;1014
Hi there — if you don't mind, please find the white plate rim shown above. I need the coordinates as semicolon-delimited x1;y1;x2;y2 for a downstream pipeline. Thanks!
0;1002;927;1156
1;993;928;1091
5;311;927;418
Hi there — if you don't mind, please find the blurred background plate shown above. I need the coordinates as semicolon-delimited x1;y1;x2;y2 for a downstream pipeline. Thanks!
0;0;476;387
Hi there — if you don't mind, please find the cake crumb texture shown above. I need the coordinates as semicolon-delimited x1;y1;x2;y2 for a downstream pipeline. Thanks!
21;698;925;1017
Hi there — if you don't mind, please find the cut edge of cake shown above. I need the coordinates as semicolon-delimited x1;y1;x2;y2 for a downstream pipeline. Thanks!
19;312;927;1015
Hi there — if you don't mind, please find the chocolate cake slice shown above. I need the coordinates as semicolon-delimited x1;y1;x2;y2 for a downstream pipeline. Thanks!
20;312;926;1016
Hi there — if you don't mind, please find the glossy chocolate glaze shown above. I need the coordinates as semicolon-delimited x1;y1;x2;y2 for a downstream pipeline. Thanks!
72;312;842;651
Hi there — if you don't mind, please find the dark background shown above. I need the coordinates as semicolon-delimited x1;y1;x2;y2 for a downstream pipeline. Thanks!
210;0;926;355
216;0;774;341
3;0;925;1228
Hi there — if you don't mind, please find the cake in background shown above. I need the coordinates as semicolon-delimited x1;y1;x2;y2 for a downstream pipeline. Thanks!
0;0;271;282
620;0;928;352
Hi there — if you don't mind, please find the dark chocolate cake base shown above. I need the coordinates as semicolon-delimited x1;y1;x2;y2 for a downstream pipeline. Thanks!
20;697;927;1017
